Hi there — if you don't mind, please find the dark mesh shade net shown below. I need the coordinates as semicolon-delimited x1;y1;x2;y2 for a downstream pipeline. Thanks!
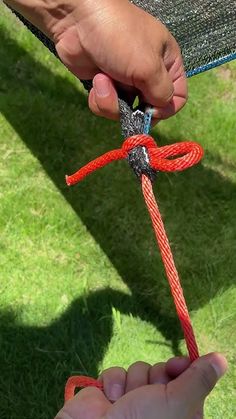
133;0;236;76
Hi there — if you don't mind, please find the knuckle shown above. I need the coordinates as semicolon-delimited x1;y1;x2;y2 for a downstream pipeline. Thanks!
171;36;182;56
99;104;119;118
134;62;156;86
56;38;82;63
165;88;174;103
92;108;119;121
91;100;119;120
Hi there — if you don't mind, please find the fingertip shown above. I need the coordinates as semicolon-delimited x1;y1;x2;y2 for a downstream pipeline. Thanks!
125;361;151;392
150;93;187;120
151;100;175;120
203;352;228;379
168;351;228;409
89;74;120;120
149;362;169;385
165;356;191;378
101;366;127;402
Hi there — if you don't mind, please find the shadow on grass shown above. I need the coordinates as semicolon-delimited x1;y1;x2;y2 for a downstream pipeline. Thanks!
0;289;178;418
1;28;236;417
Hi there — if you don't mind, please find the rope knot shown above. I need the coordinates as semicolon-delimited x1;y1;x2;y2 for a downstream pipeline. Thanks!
123;135;157;182
122;133;204;175
66;134;203;186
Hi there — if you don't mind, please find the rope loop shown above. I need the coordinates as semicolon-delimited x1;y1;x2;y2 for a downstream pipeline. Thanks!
149;140;204;172
123;134;203;172
65;376;103;401
66;134;203;186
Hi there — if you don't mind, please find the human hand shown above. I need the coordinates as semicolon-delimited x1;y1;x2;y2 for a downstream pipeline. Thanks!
55;352;227;419
54;0;187;121
6;0;187;122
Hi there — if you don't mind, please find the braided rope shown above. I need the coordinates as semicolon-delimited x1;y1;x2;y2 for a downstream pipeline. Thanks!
65;376;103;401
66;135;203;186
141;174;199;360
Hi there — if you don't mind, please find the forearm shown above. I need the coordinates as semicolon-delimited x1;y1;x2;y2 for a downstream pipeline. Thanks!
4;0;125;42
4;0;77;40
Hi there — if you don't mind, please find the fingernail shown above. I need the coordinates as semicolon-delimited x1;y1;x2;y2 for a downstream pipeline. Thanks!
211;362;226;379
93;76;111;97
210;355;228;378
108;383;123;401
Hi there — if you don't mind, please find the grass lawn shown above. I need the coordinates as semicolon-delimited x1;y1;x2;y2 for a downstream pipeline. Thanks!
0;4;236;419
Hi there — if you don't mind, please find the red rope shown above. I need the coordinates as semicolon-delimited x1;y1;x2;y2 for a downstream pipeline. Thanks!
66;135;203;186
64;134;203;401
65;376;103;401
141;174;199;360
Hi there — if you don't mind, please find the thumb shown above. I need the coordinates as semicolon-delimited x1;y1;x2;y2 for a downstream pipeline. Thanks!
169;352;227;410
55;387;111;419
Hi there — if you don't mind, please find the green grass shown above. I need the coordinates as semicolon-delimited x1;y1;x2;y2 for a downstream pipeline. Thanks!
0;4;236;418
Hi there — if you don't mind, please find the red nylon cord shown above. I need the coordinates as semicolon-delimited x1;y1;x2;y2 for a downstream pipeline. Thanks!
141;174;199;361
66;149;124;186
64;134;203;401
65;376;103;401
66;135;203;186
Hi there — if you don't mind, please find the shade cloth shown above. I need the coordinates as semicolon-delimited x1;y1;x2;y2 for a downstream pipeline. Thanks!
8;0;236;78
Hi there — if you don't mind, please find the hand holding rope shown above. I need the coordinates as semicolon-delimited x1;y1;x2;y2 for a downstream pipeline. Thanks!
64;112;204;401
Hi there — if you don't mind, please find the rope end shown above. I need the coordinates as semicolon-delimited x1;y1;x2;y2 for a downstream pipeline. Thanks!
65;175;72;186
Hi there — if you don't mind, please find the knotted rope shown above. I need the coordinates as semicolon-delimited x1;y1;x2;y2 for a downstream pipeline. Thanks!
66;135;203;186
64;133;204;401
